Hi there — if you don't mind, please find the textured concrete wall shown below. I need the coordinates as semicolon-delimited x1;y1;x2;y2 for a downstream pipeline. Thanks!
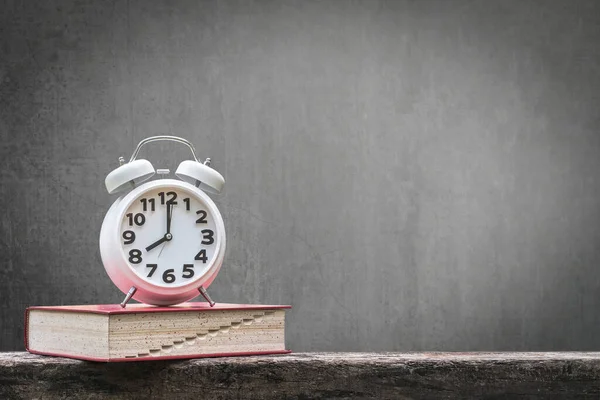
1;0;600;351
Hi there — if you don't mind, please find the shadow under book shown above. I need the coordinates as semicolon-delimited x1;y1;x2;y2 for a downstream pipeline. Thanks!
25;303;291;362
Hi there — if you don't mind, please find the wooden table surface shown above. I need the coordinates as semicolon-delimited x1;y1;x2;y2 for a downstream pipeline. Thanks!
2;352;600;399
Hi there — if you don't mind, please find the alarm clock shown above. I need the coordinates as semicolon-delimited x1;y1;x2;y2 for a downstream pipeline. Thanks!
99;136;225;307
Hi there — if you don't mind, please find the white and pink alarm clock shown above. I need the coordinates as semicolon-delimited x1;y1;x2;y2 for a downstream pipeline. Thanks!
99;136;225;307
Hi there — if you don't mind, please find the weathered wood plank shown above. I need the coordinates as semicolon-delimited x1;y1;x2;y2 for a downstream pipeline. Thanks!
2;352;600;399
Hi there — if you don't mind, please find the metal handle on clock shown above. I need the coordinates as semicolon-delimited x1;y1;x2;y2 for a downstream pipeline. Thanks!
129;136;200;163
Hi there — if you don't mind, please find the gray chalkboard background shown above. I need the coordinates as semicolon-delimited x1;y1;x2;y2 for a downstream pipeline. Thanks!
2;0;600;351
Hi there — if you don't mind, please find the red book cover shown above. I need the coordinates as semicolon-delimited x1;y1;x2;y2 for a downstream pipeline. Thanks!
25;302;292;362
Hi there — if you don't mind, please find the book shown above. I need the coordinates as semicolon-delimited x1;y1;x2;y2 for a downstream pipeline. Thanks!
25;302;291;362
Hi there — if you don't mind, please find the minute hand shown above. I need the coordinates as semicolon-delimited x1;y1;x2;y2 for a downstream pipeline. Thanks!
166;203;173;234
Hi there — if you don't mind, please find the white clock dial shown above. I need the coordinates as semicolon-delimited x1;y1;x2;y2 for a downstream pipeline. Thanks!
118;187;219;288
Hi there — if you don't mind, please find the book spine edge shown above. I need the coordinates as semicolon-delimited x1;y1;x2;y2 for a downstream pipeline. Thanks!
24;308;30;351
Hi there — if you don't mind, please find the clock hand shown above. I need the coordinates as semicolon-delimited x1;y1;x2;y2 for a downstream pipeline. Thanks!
166;203;173;234
160;204;174;259
146;204;175;252
158;239;167;258
145;235;169;252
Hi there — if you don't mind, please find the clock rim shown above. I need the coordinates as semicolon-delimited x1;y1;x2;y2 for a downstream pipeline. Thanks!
100;179;226;304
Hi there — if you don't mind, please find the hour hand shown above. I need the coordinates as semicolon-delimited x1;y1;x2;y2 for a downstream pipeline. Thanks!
146;234;171;252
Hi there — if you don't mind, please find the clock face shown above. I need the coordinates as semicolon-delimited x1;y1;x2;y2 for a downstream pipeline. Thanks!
118;186;219;288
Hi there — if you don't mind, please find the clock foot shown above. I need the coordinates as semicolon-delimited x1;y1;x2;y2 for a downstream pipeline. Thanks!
120;286;137;308
198;286;215;307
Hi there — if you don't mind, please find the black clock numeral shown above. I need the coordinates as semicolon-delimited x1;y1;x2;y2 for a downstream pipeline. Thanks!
158;191;178;205
122;230;135;245
167;191;177;205
128;249;142;264
126;213;145;226
194;249;208;263
182;264;195;279
201;229;214;245
146;264;157;277
183;198;190;211
162;269;176;283
140;198;156;212
196;210;207;224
